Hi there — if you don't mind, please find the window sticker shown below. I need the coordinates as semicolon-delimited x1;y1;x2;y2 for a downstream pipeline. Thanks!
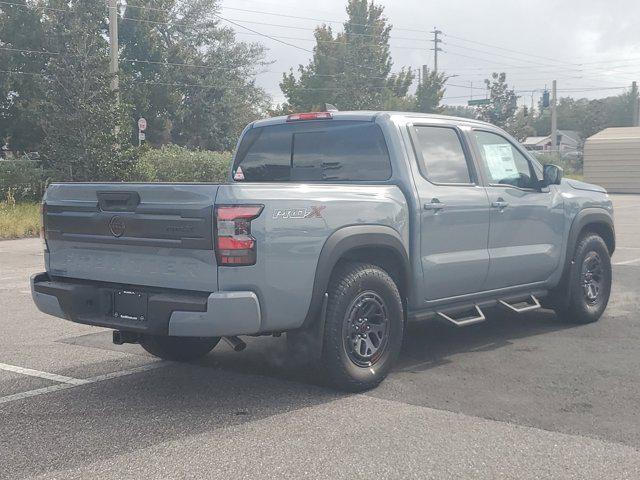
233;166;245;181
482;144;518;181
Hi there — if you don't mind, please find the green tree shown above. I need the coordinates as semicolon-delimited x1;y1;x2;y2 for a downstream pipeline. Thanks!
280;0;412;111
441;105;476;119
532;85;639;140
505;106;535;141
415;67;447;113
119;0;269;150
0;0;47;155
39;0;132;181
475;72;517;128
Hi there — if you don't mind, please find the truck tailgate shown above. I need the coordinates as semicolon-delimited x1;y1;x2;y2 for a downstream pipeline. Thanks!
43;183;219;292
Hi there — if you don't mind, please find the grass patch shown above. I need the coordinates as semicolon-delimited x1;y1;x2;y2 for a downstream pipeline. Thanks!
0;202;41;240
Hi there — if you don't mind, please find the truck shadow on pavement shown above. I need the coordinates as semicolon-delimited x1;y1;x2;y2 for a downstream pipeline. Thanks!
60;307;577;389
395;307;577;374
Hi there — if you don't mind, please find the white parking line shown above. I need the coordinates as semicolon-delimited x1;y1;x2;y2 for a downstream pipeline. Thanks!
0;383;77;404
612;204;640;210
0;362;89;385
0;362;168;405
613;257;640;266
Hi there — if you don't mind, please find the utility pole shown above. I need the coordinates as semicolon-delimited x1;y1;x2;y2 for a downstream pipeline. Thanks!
632;81;639;127
107;0;119;103
417;67;421;87
430;28;443;73
551;80;557;152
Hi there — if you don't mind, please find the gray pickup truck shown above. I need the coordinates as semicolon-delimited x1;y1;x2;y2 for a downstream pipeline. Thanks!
31;111;615;391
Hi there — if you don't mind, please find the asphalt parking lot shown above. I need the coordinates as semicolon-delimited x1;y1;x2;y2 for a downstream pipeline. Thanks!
1;194;640;479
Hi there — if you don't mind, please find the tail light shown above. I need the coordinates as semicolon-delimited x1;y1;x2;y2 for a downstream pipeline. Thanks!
215;205;263;266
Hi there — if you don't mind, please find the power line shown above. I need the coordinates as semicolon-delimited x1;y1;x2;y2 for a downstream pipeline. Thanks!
0;45;270;76
0;46;60;56
220;5;427;34
443;33;568;65
3;0;638;100
209;11;382;73
0;69;46;76
124;2;429;36
3;0;638;78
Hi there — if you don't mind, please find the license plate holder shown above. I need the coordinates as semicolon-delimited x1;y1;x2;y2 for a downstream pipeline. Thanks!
113;290;148;321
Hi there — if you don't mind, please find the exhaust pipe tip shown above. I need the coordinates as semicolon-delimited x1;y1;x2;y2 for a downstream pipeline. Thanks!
223;336;246;352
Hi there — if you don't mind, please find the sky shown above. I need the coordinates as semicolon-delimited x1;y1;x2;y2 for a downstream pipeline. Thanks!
218;0;640;108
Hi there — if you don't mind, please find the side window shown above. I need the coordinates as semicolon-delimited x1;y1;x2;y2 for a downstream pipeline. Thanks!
473;131;538;189
233;125;291;182
412;126;472;184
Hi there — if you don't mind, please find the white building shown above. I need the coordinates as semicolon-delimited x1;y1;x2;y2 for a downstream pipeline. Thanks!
522;130;581;153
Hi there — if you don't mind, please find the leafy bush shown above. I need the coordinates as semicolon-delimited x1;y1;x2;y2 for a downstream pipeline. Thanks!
0;160;50;202
132;145;232;183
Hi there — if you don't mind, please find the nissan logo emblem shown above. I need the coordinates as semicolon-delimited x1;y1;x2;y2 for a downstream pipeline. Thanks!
109;215;126;238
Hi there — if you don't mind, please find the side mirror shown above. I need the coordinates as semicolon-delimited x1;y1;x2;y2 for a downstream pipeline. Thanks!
543;164;563;186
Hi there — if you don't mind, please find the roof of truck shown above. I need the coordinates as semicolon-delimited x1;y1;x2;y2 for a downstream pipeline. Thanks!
251;111;496;129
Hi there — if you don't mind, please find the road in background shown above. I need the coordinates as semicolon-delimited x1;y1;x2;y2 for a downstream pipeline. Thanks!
1;194;639;479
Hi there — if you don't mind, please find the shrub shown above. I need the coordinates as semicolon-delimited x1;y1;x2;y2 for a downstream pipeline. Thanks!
132;145;232;183
0;160;50;202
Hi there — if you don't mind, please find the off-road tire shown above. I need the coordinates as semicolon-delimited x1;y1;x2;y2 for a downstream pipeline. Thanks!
321;262;404;391
554;233;612;324
139;335;220;361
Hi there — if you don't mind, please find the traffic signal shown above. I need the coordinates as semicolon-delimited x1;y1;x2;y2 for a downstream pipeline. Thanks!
542;90;550;108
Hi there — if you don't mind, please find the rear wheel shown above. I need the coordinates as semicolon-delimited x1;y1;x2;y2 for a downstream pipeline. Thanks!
554;233;612;324
321;262;404;391
139;335;220;361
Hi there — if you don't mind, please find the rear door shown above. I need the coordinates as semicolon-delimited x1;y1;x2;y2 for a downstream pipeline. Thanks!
44;183;219;292
408;123;491;301
470;129;564;289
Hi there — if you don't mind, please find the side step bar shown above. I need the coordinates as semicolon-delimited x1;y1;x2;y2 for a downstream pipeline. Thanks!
436;294;542;328
437;305;486;327
499;295;541;314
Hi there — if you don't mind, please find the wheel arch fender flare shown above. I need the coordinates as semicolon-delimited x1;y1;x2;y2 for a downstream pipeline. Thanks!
566;208;615;265
300;225;410;329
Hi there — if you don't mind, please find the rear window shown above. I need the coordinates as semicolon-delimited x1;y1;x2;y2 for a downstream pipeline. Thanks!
232;121;391;182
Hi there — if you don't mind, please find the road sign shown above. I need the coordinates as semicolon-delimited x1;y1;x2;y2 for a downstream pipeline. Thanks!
138;132;146;141
137;117;147;131
467;99;490;106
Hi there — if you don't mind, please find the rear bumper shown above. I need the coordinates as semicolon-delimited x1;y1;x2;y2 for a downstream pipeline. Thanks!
30;273;261;337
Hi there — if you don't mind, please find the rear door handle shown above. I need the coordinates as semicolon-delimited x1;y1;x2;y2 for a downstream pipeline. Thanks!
491;200;509;209
424;199;445;211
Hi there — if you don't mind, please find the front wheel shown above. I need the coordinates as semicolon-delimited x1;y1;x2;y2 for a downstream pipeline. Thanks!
139;335;220;361
554;233;612;324
321;262;404;391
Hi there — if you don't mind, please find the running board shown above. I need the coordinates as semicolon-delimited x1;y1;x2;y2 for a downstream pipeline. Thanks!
498;295;541;314
437;305;486;327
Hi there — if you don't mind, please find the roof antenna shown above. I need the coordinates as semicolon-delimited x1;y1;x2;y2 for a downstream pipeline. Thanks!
322;103;339;112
